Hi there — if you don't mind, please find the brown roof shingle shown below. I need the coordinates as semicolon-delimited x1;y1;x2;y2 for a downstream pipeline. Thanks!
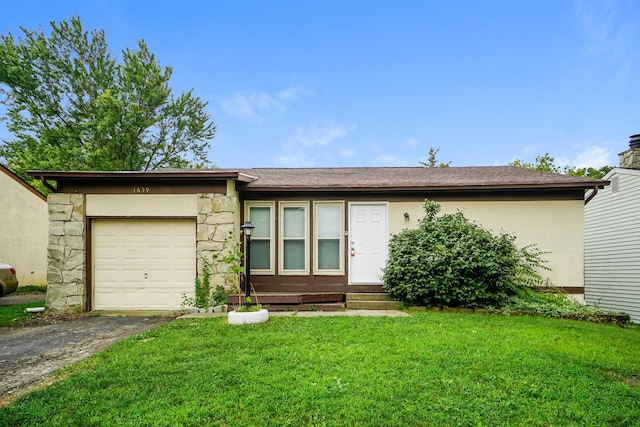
27;166;608;193
236;166;606;191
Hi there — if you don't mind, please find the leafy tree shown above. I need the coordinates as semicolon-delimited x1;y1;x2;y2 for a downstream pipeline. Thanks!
420;146;451;167
383;200;548;308
510;153;612;179
564;165;613;179
0;17;215;188
509;153;560;173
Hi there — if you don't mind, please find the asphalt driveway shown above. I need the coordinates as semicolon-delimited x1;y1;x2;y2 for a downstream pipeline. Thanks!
0;309;171;406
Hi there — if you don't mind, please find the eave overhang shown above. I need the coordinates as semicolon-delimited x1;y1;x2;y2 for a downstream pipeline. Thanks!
27;168;608;195
26;170;257;191
237;181;610;193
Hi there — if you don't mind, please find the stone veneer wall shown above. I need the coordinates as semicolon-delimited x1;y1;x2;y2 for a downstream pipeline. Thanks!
619;148;640;169
44;191;235;312
196;193;239;292
46;193;86;313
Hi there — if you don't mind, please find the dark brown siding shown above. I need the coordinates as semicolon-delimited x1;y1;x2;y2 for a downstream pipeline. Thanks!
250;276;347;293
57;181;227;195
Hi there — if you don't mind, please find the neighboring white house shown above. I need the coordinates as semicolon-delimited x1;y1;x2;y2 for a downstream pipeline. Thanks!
584;134;640;323
0;164;49;288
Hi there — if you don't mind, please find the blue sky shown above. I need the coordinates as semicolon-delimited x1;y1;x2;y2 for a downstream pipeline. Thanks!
1;1;639;169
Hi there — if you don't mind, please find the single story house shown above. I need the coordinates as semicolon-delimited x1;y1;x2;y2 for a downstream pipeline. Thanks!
28;166;605;313
0;164;48;289
584;134;640;323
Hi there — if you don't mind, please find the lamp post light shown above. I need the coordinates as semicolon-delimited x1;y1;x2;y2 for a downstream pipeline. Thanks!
240;222;255;303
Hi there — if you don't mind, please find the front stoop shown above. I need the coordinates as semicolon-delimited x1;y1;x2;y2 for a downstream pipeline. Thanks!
228;293;345;312
345;293;402;310
267;303;345;312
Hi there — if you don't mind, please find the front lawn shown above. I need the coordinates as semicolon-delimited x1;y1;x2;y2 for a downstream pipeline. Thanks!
14;285;47;294
1;313;639;426
0;300;46;326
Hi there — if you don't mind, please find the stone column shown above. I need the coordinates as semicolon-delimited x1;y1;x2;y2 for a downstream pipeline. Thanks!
196;193;239;292
46;193;86;313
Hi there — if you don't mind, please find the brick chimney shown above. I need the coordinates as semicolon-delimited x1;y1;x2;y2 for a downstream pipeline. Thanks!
618;134;640;169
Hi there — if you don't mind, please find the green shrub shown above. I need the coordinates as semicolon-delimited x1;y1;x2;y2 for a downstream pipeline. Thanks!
181;256;213;310
383;200;547;308
503;287;630;324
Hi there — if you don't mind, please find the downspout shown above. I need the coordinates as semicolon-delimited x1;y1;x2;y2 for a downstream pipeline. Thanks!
39;175;57;193
584;185;599;205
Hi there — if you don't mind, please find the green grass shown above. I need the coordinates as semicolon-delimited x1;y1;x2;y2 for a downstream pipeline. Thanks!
1;313;639;426
15;285;47;294
0;300;46;326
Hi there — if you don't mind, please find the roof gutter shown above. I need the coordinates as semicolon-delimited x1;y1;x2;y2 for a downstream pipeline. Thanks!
27;170;248;180
240;183;601;193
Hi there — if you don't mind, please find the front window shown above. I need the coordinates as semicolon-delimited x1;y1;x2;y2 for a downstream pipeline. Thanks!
279;202;309;274
314;202;344;274
245;202;275;274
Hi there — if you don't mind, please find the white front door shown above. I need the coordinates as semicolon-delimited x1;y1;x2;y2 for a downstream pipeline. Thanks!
349;203;388;284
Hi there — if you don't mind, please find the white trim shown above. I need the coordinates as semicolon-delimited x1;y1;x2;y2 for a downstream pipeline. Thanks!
86;194;197;216
279;201;310;275
602;167;640;180
245;201;275;275
92;218;196;311
313;201;345;275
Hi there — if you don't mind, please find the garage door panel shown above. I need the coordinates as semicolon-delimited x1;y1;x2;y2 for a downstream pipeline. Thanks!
95;271;119;283
93;219;196;311
122;248;145;259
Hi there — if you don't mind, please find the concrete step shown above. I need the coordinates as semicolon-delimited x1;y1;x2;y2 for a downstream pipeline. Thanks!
346;300;402;310
346;292;395;302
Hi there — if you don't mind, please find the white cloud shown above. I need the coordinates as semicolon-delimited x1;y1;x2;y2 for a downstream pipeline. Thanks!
272;148;315;167
271;122;353;167
220;92;283;121
573;0;634;78
220;85;314;122
373;155;413;167
555;156;572;168
339;148;357;158
277;85;315;101
574;0;617;57
405;138;421;148
506;142;615;170
571;145;613;168
292;124;348;147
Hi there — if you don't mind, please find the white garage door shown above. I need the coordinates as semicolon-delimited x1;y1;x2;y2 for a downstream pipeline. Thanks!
92;219;196;311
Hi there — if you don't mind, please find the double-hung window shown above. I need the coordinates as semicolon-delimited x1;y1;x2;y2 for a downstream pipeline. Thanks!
314;202;344;274
245;202;275;274
247;201;344;276
279;202;309;274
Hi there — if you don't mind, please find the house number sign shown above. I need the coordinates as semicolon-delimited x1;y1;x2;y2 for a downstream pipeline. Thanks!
133;186;151;193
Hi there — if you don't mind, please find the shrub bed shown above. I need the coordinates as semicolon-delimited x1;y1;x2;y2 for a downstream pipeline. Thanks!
383;200;546;308
383;200;631;325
